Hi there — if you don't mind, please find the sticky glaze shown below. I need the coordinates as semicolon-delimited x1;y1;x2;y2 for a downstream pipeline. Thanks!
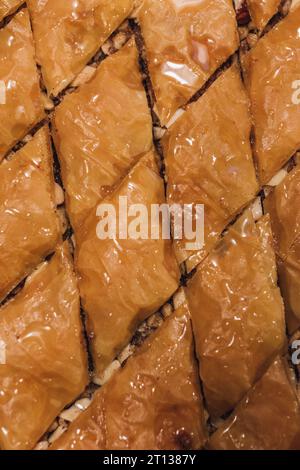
0;244;88;450
51;305;207;450
0;127;60;302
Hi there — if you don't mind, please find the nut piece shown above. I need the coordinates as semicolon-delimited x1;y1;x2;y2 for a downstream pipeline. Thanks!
54;182;65;206
94;360;121;386
71;66;97;88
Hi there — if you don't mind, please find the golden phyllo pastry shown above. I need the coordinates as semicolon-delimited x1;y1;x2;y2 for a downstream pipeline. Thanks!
75;152;180;377
0;0;23;21
264;165;300;332
0;244;88;450
51;304;207;450
136;0;239;125
246;0;281;29
52;39;153;233
162;65;258;270
185;211;286;417
0;127;60;302
0;9;44;160
27;0;136;96
243;6;300;184
209;358;300;450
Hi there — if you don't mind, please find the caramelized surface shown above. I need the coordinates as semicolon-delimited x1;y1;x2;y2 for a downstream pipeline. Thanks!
185;211;286;417
264;165;300;259
247;0;281;29
0;0;23;21
51;305;207;450
243;7;300;184
264;165;300;332
53;40;152;232
0;244;88;450
162;65;258;269
75;153;180;376
0;9;44;160
136;0;239;125
27;0;135;95
209;358;300;450
0;127;60;302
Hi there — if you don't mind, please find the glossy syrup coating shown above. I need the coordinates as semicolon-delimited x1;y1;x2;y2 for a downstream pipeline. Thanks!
247;0;281;29
75;152;180;377
264;165;300;260
27;0;136;96
209;358;300;450
185;211;286;418
136;0;239;126
264;165;300;332
243;6;300;184
52;39;153;233
0;0;23;21
0;127;60;302
0;244;89;450
162;65;258;269
51;304;207;450
0;9;44;160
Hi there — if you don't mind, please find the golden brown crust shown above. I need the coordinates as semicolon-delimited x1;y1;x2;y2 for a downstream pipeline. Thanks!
243;7;300;184
0;243;88;450
76;152;180;376
27;0;136;96
209;357;300;450
0;127;60;301
162;65;258;268
0;0;23;21
0;9;45;160
246;0;281;29
136;0;239;125
52;39;153;233
51;304;207;450
185;210;286;417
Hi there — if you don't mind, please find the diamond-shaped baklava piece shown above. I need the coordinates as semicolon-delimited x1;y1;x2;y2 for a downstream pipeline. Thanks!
0;0;23;21
51;304;207;450
247;0;281;30
0;127;60;302
27;0;136;96
243;7;300;184
75;152;180;377
264;165;300;332
185;211;286;418
0;243;88;450
52;39;152;232
209;358;300;450
0;9;44;160
162;65;258;270
136;0;239;126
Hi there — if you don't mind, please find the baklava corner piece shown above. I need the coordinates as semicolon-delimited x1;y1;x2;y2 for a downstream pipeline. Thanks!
208;357;300;450
76;151;180;378
185;209;286;418
51;303;207;451
52;38;153;233
0;242;89;450
0;126;60;302
135;0;239;126
243;5;300;184
0;8;45;160
27;0;137;96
